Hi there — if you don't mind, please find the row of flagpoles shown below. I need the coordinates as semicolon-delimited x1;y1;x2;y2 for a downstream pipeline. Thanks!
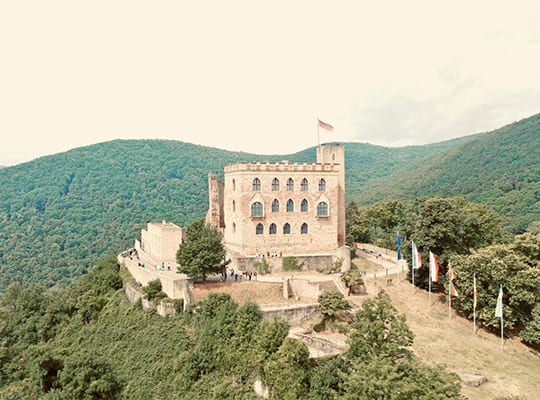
409;239;505;348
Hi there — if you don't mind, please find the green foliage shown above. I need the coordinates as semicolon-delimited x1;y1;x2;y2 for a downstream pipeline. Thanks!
176;218;229;281
341;269;364;287
329;258;343;273
355;113;540;234
282;256;304;272
263;338;310;400
343;293;461;400
451;233;540;335
142;279;167;302
347;293;414;361
0;254;467;399
253;257;271;275
57;352;122;400
404;196;504;289
317;291;350;319
307;356;348;400
521;304;540;344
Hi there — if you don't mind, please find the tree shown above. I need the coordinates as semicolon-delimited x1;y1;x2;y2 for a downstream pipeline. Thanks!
318;291;350;320
404;196;505;289
347;293;413;361
58;353;122;400
176;218;229;281
142;279;167;302
451;232;540;334
263;338;310;400
343;293;461;400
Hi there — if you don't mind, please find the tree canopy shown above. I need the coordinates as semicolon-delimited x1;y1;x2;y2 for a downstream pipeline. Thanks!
176;218;229;281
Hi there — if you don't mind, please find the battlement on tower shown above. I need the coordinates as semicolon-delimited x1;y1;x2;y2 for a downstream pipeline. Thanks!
224;161;341;174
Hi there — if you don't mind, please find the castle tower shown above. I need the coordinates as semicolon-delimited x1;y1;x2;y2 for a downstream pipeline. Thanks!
316;145;345;247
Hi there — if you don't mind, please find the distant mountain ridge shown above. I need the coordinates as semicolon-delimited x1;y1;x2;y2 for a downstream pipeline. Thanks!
0;126;520;290
354;113;540;233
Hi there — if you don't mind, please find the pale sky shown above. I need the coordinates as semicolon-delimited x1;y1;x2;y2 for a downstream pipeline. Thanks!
2;1;540;166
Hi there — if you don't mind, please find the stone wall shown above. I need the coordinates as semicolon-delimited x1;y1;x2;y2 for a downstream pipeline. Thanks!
261;303;319;324
233;254;335;273
140;221;185;264
120;254;190;300
205;173;225;229
124;282;176;317
221;146;345;258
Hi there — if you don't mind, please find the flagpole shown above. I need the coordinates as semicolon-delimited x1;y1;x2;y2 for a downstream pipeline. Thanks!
501;311;504;349
397;232;399;284
473;273;476;335
317;118;320;148
428;252;431;307
449;264;452;320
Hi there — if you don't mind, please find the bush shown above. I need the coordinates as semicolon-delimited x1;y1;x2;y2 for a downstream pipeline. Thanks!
329;258;343;273
318;291;350;319
142;279;167;302
282;257;304;272
253;258;271;275
341;269;364;287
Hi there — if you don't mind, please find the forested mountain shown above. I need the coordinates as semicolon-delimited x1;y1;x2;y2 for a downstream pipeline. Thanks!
0;137;477;290
354;113;540;233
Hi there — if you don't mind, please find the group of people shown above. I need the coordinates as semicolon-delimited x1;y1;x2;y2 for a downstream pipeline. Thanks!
255;250;282;258
156;262;171;271
221;269;257;282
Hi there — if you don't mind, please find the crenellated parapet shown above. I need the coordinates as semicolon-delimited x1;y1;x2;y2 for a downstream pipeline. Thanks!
225;161;341;174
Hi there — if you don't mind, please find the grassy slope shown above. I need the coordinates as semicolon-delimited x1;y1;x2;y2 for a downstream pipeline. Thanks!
379;274;540;400
355;113;540;232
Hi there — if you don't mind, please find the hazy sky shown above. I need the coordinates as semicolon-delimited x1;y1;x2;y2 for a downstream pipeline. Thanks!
2;1;540;166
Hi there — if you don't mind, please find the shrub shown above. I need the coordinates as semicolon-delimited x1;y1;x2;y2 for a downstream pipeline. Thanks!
282;256;304;272
253;258;271;274
142;279;167;302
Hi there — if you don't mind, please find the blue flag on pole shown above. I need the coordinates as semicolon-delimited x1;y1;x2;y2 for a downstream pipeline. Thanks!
397;234;402;260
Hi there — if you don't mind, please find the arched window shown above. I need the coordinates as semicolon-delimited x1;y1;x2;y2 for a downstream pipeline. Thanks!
269;223;277;235
272;178;280;191
319;178;326;191
232;179;236;191
301;223;308;234
286;199;294;212
253;178;261;191
287;178;294;191
301;199;308;212
232;200;235;212
256;223;264;235
232;223;236;233
332;153;336;161
251;202;263;217
272;199;279;212
283;223;291;235
301;178;308;191
317;202;328;216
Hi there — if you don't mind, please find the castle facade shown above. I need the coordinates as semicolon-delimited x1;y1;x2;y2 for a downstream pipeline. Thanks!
207;144;350;271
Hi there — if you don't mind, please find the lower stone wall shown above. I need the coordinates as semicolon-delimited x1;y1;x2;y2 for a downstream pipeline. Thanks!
124;282;176;317
261;303;319;324
119;254;189;300
234;255;334;273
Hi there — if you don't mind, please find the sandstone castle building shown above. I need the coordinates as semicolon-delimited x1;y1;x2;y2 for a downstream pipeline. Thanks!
206;144;350;271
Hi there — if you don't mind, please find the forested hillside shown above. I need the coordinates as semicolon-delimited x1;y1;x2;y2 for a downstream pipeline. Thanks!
0;137;477;290
354;113;540;233
0;257;462;399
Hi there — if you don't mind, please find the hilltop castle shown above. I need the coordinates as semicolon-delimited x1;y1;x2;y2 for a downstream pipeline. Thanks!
206;144;350;272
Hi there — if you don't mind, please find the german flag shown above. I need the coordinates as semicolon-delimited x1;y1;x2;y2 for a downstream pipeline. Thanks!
318;119;334;132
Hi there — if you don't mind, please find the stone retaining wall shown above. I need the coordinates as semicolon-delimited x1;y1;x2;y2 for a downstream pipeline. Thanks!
261;303;319;323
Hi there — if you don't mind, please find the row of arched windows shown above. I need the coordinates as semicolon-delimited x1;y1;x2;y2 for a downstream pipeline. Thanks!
255;223;309;235
251;178;326;192
251;201;328;216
